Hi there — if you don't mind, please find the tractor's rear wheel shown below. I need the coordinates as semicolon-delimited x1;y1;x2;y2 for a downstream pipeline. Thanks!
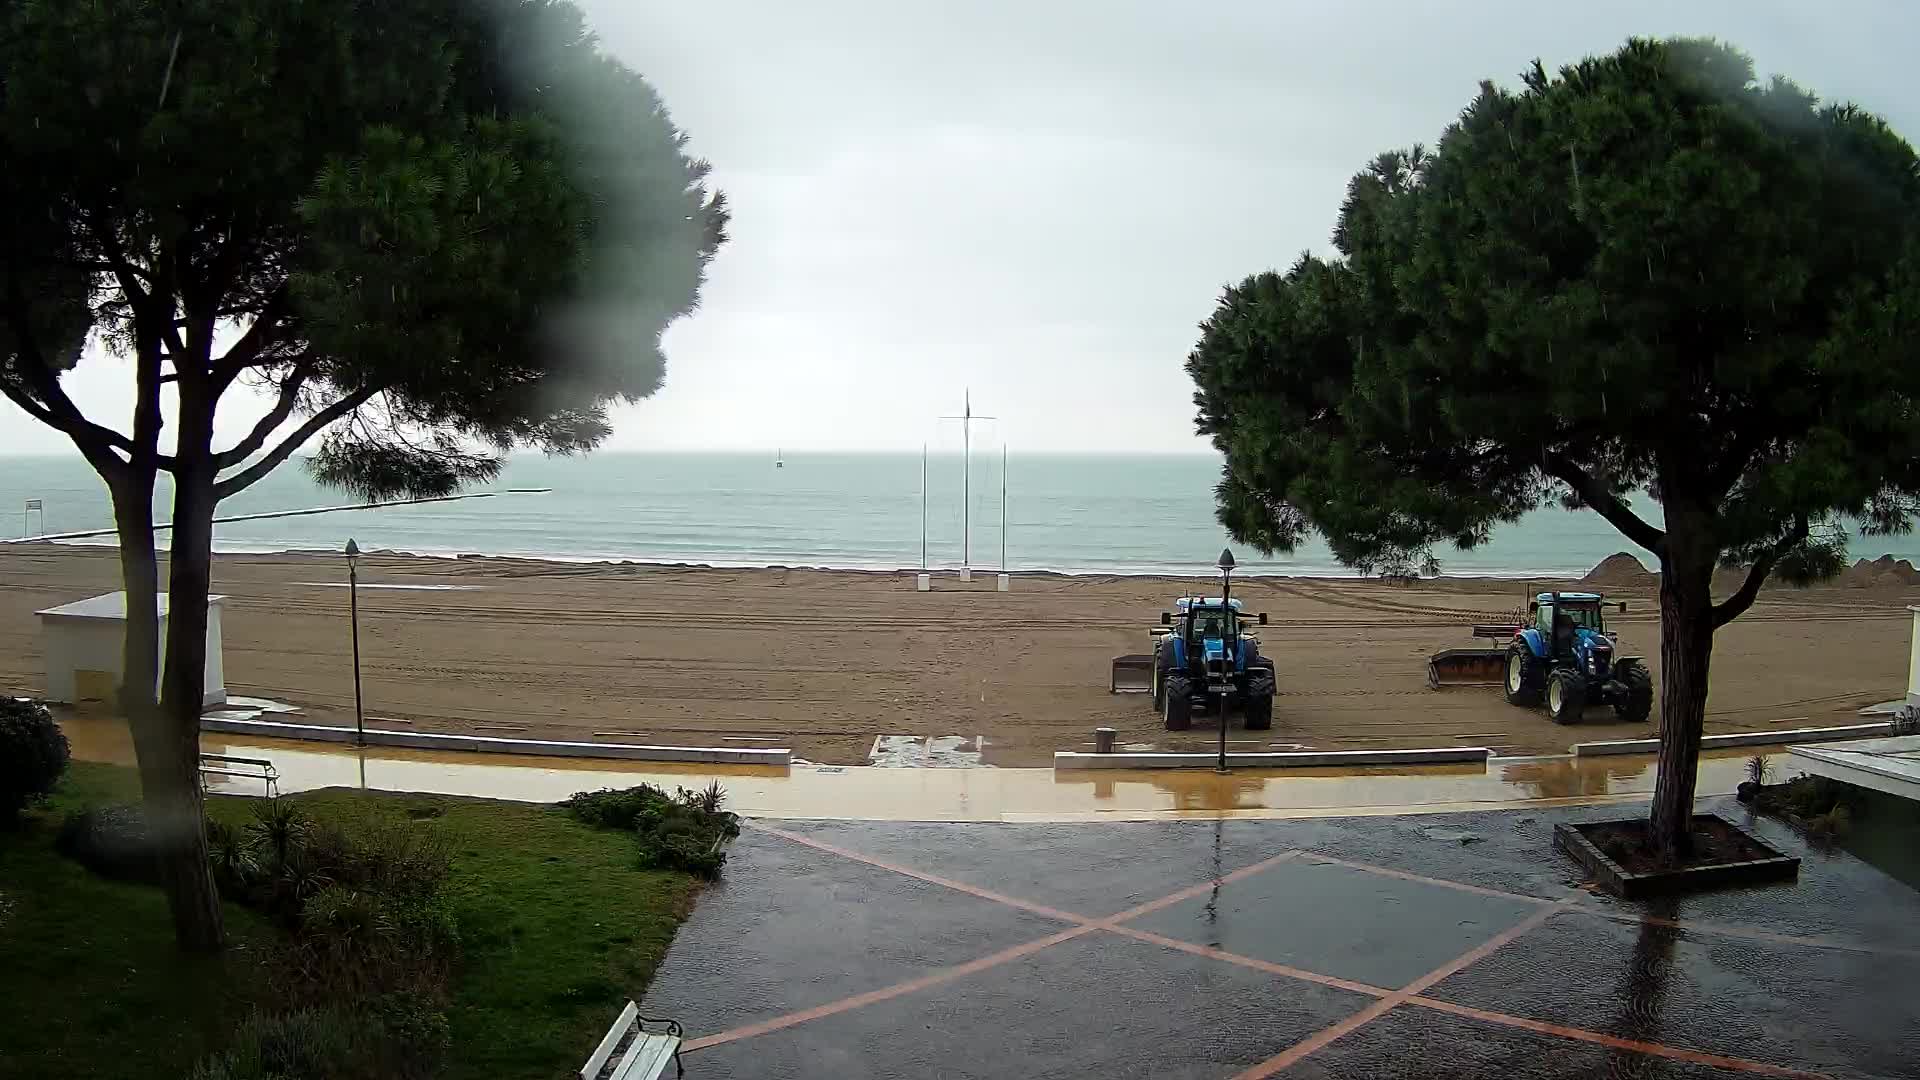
1615;662;1653;723
1163;675;1192;731
1547;669;1587;725
1504;645;1544;706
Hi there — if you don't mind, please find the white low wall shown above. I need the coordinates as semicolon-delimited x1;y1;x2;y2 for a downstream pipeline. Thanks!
199;716;791;766
1572;722;1893;757
1054;747;1491;770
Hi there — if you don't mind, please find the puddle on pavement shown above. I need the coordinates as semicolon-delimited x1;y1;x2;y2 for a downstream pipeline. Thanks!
55;713;1756;821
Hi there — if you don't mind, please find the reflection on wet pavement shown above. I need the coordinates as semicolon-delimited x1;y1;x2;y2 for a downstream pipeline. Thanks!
58;714;1761;822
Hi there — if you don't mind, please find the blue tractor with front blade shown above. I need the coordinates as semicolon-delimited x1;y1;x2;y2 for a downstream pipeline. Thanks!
1427;591;1653;724
1145;597;1275;731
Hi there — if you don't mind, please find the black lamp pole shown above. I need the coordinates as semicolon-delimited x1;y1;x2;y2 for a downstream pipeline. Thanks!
345;538;365;748
1217;547;1235;774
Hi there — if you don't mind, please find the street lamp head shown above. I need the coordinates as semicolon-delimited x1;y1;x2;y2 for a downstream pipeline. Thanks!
344;538;360;559
1217;548;1235;574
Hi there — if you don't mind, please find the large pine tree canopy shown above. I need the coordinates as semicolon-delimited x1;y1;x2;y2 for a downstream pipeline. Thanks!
0;0;728;498
1190;38;1920;598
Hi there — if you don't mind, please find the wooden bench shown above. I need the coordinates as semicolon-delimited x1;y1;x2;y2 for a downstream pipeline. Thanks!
582;1001;683;1080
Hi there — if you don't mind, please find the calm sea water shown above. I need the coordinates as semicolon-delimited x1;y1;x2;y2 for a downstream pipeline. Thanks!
3;451;1914;577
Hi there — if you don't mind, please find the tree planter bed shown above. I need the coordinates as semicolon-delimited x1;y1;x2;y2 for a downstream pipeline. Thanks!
1554;814;1799;898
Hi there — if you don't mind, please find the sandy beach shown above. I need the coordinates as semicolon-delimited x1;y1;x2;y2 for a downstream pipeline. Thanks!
0;545;1912;766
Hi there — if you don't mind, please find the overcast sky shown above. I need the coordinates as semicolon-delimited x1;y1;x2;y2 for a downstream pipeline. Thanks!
5;0;1916;456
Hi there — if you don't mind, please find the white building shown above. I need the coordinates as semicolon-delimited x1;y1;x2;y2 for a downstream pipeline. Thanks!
36;591;227;707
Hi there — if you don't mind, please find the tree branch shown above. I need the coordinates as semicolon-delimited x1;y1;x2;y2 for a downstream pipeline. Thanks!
1;279;145;466
1707;426;1768;498
213;361;314;468
1712;516;1809;629
85;208;152;306
1543;451;1667;557
212;385;378;500
209;286;290;390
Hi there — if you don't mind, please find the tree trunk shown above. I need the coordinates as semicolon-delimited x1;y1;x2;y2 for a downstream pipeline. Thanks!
108;462;225;948
1649;504;1717;861
152;388;225;951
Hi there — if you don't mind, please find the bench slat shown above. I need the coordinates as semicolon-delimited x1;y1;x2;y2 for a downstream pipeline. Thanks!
613;1034;680;1080
581;1000;639;1080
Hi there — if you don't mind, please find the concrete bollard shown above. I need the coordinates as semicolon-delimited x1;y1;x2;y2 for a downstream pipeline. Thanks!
916;573;931;592
1094;727;1117;754
996;573;1010;592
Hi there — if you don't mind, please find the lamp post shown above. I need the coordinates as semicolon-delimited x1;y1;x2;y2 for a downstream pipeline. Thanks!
345;538;365;748
1216;547;1235;774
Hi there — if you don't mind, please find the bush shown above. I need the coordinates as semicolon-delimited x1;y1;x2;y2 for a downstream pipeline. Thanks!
564;783;740;879
278;885;460;1004
0;698;69;823
55;804;163;885
188;1001;448;1080
560;784;677;830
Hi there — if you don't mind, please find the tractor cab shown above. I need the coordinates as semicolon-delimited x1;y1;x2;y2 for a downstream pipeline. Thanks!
1530;592;1613;660
1170;597;1255;644
1528;591;1620;661
1160;597;1267;691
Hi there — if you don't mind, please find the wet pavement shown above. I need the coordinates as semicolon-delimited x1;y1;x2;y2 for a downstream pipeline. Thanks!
642;798;1920;1079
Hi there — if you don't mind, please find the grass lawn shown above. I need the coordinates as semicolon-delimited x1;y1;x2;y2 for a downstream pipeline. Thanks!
0;762;705;1080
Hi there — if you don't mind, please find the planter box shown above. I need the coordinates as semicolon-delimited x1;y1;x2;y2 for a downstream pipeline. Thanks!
1553;814;1799;898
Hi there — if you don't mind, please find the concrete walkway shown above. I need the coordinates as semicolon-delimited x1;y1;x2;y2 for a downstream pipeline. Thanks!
642;798;1920;1078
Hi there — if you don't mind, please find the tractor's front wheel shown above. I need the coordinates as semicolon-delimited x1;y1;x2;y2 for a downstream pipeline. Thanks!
1614;662;1653;723
1547;669;1587;725
1163;675;1192;731
1504;645;1544;706
1151;647;1167;712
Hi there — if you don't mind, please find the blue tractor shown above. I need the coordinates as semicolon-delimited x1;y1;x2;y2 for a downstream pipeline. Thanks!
1147;597;1275;731
1497;592;1653;725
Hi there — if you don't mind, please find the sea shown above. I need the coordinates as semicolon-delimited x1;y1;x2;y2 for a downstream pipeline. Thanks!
3;451;1916;578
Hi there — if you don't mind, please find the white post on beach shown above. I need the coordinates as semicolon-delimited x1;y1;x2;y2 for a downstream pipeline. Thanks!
918;444;931;591
997;445;1010;592
941;390;994;582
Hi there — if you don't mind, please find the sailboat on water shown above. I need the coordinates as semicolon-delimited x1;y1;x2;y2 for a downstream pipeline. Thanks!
775;447;784;469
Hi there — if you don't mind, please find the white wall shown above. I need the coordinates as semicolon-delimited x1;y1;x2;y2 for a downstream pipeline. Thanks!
1908;607;1920;708
40;616;150;704
40;602;227;706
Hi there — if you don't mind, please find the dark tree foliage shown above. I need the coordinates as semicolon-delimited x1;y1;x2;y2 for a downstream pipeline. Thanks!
0;0;727;947
1188;38;1920;856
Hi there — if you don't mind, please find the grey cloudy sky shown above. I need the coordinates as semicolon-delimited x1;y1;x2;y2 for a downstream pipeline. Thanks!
5;0;1916;456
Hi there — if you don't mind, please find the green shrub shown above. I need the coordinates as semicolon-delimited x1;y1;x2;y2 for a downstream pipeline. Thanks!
188;1008;378;1080
560;784;677;830
54;804;162;884
0;698;70;823
278;886;460;1005
188;1002;448;1080
566;783;740;878
365;991;451;1078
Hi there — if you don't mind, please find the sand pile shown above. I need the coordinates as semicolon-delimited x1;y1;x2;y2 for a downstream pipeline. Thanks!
1839;555;1920;588
1580;552;1657;590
